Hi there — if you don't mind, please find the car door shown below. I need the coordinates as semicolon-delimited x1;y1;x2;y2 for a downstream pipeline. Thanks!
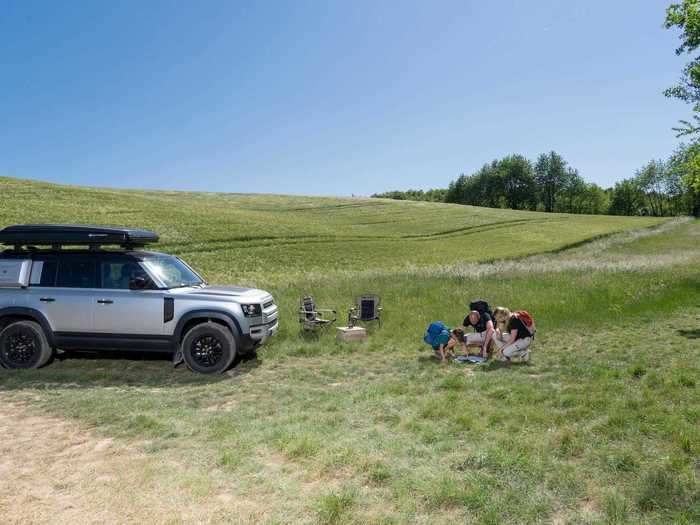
26;253;96;333
92;255;166;335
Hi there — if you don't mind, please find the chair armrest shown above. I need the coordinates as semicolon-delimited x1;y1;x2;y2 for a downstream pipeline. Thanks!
299;309;323;316
316;309;337;321
300;308;337;320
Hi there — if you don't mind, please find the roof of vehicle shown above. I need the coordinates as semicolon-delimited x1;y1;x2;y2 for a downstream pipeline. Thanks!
0;224;159;248
1;249;167;258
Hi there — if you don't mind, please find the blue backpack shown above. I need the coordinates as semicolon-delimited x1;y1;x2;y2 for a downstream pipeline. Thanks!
424;321;450;349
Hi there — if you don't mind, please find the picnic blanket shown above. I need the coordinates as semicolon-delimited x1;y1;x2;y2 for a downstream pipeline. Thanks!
453;355;487;364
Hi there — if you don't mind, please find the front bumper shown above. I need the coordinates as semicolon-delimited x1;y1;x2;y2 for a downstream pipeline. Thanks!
240;295;278;351
249;318;279;342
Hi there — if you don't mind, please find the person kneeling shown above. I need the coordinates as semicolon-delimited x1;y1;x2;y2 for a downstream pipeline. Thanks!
493;311;532;362
463;310;495;358
424;322;454;363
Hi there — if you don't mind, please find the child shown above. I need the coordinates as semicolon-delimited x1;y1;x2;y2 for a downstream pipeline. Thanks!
446;328;465;356
425;322;453;362
435;328;463;362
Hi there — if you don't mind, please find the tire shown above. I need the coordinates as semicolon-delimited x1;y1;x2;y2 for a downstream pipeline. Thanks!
181;322;236;374
0;320;53;369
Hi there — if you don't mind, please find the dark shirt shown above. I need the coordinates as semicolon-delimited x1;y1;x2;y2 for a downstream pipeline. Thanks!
463;312;493;333
507;316;531;340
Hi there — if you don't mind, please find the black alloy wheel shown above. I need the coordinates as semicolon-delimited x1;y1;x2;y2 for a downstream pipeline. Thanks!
191;335;224;367
181;322;237;374
3;331;38;366
0;320;53;369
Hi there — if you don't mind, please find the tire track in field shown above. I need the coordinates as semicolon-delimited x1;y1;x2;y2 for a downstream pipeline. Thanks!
311;218;695;282
167;219;552;256
276;202;392;212
403;218;559;240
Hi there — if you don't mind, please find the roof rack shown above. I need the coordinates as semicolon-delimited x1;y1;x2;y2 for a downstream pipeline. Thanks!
0;224;159;250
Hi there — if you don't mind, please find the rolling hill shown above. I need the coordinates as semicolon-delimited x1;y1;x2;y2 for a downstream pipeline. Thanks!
0;176;698;524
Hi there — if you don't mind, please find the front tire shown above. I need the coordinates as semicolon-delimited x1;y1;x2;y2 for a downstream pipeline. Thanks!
0;320;53;369
181;322;236;374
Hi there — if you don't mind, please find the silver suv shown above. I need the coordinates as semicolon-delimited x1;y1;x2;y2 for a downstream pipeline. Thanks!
0;225;278;374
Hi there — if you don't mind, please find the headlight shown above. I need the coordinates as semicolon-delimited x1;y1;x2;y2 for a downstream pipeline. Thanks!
241;304;262;317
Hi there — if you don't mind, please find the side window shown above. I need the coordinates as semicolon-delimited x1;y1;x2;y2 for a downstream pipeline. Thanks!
56;257;97;288
29;256;58;287
100;259;152;289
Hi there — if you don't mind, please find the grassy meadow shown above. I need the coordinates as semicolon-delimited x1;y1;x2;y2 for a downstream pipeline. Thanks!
0;176;698;524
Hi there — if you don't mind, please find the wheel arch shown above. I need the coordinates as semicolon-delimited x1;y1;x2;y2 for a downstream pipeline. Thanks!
0;307;56;346
174;310;242;347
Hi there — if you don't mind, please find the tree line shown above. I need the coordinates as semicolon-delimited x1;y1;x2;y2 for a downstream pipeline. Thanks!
374;2;700;218
373;148;699;216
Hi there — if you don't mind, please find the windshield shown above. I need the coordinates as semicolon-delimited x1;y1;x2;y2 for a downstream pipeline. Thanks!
141;256;204;289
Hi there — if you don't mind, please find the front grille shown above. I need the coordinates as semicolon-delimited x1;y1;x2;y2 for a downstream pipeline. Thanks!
264;300;274;309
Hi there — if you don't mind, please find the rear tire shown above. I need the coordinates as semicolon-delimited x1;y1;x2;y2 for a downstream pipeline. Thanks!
0;320;53;369
181;322;236;374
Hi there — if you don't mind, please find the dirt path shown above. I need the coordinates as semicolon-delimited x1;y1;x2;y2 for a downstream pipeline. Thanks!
0;397;231;524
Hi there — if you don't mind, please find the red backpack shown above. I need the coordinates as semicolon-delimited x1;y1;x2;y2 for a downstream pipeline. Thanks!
514;311;536;337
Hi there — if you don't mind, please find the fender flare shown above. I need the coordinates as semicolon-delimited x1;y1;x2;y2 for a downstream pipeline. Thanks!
173;309;243;347
0;307;56;346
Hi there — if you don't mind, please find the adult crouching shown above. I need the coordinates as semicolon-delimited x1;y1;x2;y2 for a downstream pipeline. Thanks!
462;310;495;358
493;309;534;363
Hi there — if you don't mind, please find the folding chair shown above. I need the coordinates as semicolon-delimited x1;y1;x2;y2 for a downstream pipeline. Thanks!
348;294;382;328
298;295;337;332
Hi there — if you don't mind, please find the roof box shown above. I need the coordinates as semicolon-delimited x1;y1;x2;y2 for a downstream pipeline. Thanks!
0;224;159;248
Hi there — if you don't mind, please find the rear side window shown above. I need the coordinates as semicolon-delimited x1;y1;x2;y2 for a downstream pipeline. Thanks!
56;257;97;288
100;257;152;289
29;256;58;287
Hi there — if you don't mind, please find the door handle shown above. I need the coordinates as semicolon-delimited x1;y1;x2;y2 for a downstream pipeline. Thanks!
97;299;114;304
39;297;55;302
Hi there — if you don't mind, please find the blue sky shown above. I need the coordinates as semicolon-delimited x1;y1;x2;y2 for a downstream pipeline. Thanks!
0;1;690;195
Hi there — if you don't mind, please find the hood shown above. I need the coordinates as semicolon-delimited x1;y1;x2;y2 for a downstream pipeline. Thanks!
170;285;272;303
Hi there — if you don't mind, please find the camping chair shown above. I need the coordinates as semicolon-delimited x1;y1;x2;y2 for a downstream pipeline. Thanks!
298;295;337;332
348;294;382;328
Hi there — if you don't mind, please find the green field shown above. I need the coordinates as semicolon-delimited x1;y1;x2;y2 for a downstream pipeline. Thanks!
0;176;698;524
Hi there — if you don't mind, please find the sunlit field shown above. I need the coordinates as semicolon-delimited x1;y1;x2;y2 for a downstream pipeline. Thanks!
0;176;698;524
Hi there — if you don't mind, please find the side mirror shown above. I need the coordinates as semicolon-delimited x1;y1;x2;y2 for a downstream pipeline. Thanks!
129;276;149;290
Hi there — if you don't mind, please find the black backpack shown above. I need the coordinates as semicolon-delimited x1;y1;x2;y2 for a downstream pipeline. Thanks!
469;300;493;320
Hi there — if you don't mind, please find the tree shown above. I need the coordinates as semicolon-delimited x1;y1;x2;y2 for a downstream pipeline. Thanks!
556;168;587;213
665;1;700;136
534;151;568;212
683;151;700;215
580;183;611;215
635;159;668;216
372;188;447;203
668;141;700;215
609;179;645;216
497;155;537;210
445;174;470;204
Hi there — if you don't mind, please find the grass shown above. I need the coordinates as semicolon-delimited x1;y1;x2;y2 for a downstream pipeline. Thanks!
0;176;662;286
0;176;699;523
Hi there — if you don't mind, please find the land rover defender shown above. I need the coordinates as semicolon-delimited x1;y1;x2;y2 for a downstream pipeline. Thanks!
0;224;278;374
